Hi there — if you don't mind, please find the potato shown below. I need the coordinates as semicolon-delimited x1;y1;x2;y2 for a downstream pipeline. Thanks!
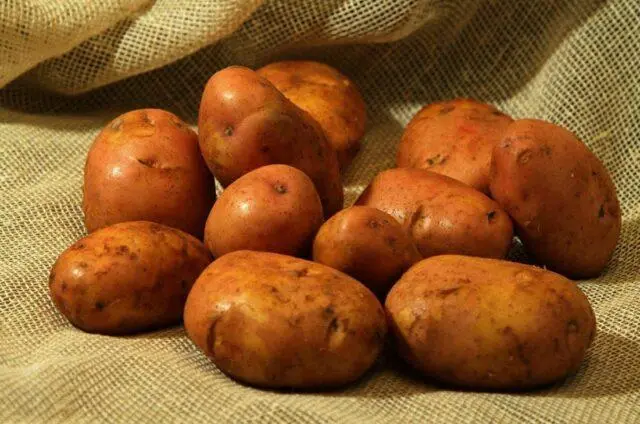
204;164;323;258
83;109;214;238
312;206;421;296
184;250;387;389
257;61;367;171
355;168;513;259
490;119;621;278
386;255;596;390
49;221;212;335
396;99;513;193
198;66;343;217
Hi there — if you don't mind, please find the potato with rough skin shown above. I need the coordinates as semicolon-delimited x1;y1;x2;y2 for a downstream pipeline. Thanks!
396;98;513;193
355;168;513;259
386;255;596;390
184;250;387;389
312;206;421;296
198;66;343;217
490;119;621;278
257;61;367;171
83;109;214;238
49;221;212;335
204;164;323;258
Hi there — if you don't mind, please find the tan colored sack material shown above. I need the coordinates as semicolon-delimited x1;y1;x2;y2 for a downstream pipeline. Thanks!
1;0;639;422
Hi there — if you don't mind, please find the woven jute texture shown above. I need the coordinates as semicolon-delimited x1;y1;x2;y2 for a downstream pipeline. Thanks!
1;0;639;422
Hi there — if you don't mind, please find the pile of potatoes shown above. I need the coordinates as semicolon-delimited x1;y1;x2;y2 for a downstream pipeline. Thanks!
49;61;620;391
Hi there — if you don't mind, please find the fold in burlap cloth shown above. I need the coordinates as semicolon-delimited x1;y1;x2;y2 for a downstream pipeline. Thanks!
1;1;638;422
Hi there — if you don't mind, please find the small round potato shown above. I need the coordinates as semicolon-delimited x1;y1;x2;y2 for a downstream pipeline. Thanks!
490;119;621;278
397;98;513;193
257;61;367;171
204;164;324;258
184;250;387;389
49;221;212;335
386;255;596;390
198;66;343;217
83;109;215;238
312;206;421;296
355;168;513;259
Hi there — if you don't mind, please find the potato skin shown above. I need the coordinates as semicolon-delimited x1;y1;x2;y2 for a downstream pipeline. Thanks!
49;221;212;335
83;109;214;238
355;168;513;259
397;99;513;193
204;164;323;258
198;66;343;217
312;206;421;296
184;250;387;389
386;255;596;390
257;61;367;170
490;119;621;278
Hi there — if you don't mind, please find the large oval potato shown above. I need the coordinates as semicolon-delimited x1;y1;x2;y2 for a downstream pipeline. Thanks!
355;168;513;259
490;119;621;278
397;99;513;193
184;250;387;389
83;109;215;238
386;255;596;390
204;164;323;258
312;206;421;297
198;66;343;217
257;61;367;171
49;221;212;335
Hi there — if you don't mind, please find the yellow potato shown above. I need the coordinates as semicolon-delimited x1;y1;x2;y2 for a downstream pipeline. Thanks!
49;221;212;334
184;250;387;389
386;255;596;390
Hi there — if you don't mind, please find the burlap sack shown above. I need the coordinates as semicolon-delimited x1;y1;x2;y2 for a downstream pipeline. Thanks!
1;0;638;422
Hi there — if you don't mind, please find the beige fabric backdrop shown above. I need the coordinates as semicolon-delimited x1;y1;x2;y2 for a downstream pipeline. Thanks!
1;0;639;422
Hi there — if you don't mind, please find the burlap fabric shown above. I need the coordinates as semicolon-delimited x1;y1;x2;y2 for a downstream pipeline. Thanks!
1;0;638;422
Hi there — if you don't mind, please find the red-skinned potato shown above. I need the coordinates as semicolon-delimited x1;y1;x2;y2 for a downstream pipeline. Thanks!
184;250;387;389
198;66;343;217
49;221;212;335
396;98;513;193
312;206;421;296
490;119;621;278
204;164;323;258
257;61;367;171
83;109;214;238
356;168;513;259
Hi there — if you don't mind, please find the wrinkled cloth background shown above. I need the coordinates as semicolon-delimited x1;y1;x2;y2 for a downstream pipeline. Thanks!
1;1;639;422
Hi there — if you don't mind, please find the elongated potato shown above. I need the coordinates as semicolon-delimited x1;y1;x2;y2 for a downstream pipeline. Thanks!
49;221;212;335
396;99;513;193
198;66;343;217
257;61;367;170
83;109;215;238
490;119;621;278
204;164;323;258
386;255;596;390
184;250;387;389
355;168;513;259
312;206;421;296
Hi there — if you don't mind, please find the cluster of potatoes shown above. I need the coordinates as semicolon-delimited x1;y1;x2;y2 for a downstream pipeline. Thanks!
49;61;620;391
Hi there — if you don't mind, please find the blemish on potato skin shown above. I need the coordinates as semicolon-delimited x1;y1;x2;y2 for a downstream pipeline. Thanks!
115;245;130;255
439;105;455;115
598;204;605;218
517;150;533;165
274;184;287;194
487;211;496;222
70;242;86;251
224;125;234;137
95;301;105;311
438;287;460;298
139;111;153;126
137;158;158;168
